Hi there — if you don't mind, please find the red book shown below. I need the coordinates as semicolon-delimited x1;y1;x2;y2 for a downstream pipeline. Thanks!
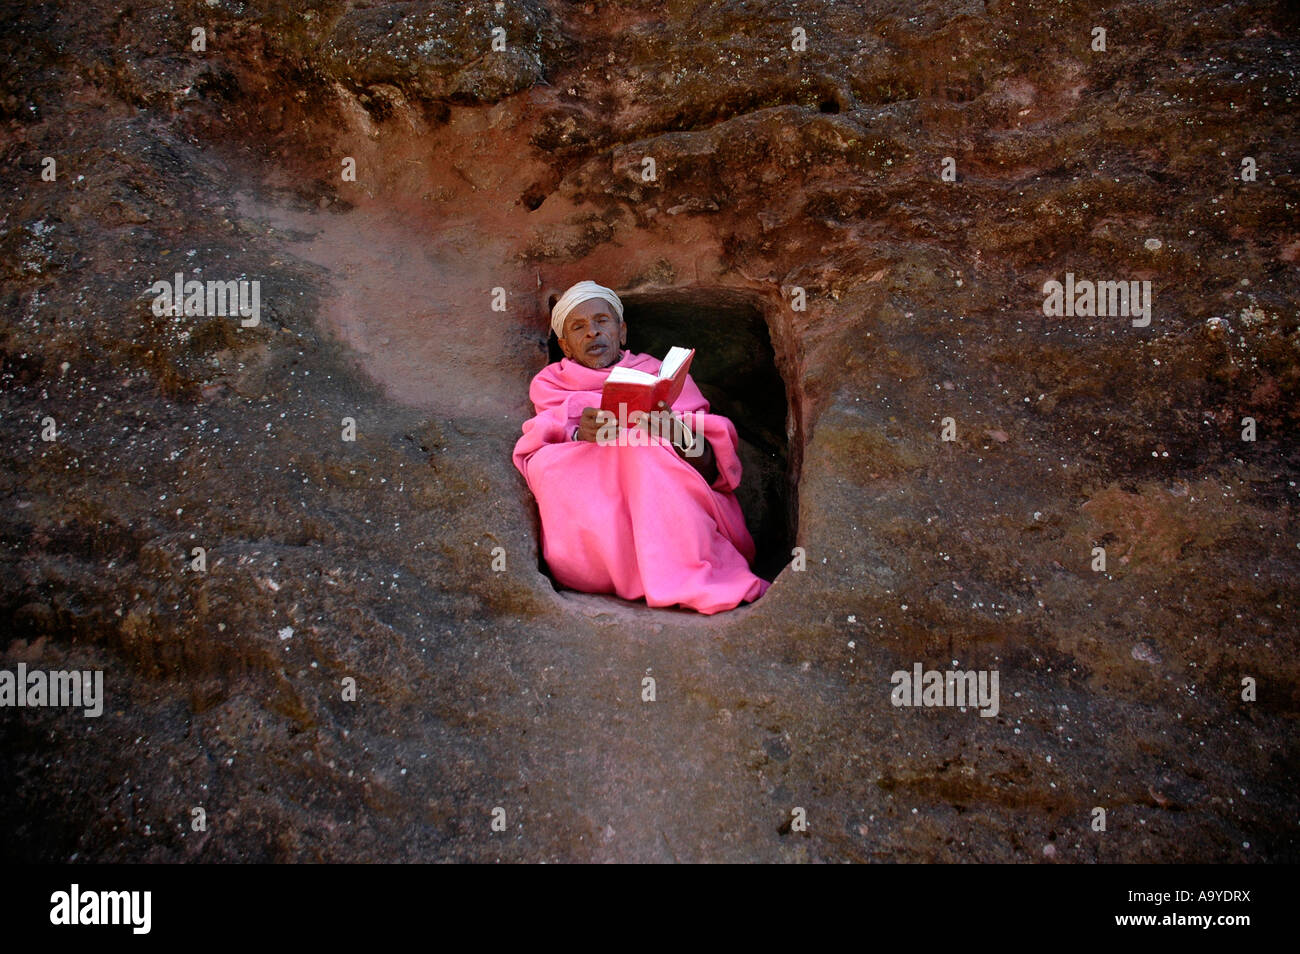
600;347;695;415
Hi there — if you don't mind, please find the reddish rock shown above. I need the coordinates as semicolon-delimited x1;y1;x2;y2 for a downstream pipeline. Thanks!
0;0;1295;862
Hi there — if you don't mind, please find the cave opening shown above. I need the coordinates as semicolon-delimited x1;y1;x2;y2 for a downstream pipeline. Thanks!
540;285;797;590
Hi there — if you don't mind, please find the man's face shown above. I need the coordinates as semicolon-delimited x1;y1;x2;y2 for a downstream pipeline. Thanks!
557;297;627;369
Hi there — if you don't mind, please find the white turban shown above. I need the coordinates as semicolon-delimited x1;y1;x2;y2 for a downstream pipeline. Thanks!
550;280;623;339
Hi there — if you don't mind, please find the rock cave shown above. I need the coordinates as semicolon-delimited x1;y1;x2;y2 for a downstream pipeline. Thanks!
540;284;797;588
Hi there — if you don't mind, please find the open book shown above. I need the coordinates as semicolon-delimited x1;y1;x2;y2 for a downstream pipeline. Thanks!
600;346;696;415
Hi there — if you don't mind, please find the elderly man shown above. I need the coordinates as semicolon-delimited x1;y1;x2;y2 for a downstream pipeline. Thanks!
512;280;770;614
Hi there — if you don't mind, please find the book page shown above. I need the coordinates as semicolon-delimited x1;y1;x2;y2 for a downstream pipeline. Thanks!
605;366;657;385
659;346;691;380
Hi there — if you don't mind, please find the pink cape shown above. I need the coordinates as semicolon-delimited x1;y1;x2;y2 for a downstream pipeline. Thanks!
512;350;770;614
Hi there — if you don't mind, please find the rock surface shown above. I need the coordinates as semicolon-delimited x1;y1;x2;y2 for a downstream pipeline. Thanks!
0;0;1296;861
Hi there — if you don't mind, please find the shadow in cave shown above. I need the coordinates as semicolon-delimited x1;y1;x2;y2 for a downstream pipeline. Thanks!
541;286;796;588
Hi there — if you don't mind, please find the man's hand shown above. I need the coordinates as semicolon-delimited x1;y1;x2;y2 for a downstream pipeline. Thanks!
574;406;617;442
573;408;718;484
628;410;719;484
627;409;683;443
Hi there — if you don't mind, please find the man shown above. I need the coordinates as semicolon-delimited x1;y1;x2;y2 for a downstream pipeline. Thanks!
512;280;770;614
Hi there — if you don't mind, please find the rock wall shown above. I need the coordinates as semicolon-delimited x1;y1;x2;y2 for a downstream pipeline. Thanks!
0;0;1296;861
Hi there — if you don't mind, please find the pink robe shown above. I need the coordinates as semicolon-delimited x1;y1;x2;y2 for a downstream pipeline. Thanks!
512;350;770;614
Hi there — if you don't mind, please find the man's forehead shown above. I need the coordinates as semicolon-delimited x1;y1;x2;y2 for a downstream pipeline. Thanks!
568;298;616;318
562;298;620;333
